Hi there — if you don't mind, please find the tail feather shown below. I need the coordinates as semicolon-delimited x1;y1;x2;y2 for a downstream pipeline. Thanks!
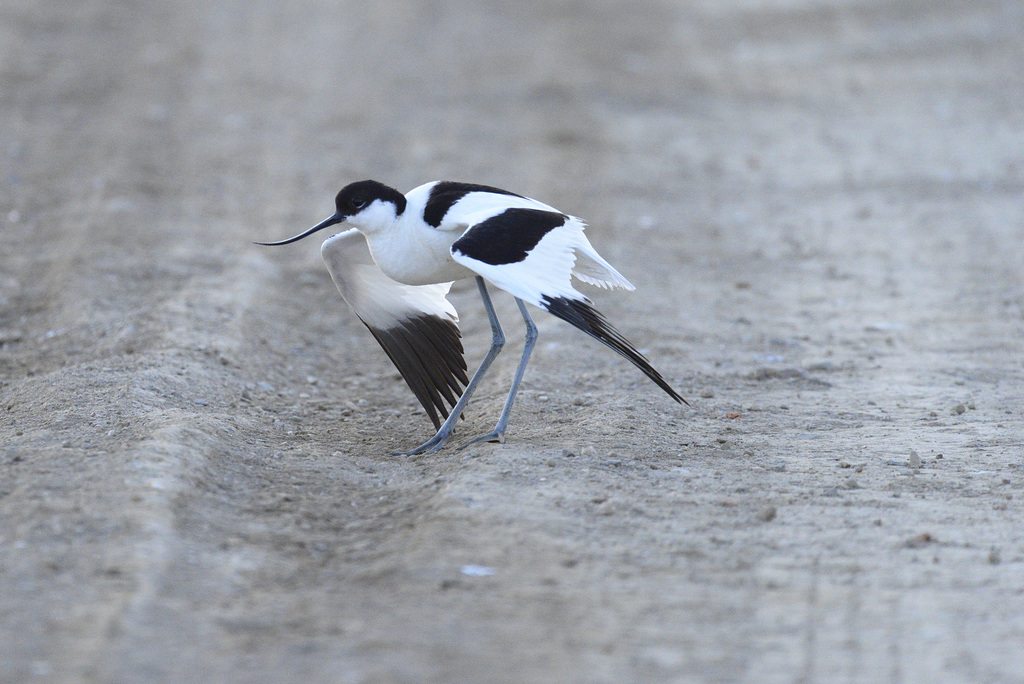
541;296;688;405
571;230;635;291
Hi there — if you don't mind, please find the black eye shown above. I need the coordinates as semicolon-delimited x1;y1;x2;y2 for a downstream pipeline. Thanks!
350;197;367;210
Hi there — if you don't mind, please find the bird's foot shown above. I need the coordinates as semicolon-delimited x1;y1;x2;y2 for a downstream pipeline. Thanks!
394;429;453;456
457;430;505;451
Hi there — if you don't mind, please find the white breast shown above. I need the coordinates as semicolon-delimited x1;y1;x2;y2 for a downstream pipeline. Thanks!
363;217;475;286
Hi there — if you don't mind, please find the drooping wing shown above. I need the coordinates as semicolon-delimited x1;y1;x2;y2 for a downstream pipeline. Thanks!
320;229;468;428
451;210;685;405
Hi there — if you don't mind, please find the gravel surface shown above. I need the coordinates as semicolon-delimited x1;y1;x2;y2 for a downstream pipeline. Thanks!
2;0;1024;682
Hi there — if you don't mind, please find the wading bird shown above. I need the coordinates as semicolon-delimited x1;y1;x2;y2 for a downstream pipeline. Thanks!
257;180;685;454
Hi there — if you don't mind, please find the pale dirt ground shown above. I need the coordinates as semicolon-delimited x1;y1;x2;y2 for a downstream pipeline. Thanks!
2;0;1024;682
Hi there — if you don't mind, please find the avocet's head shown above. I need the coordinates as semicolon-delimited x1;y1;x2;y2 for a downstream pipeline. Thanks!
255;180;407;246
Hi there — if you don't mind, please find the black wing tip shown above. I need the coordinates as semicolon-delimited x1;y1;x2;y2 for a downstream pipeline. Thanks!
670;389;691;406
363;313;468;429
541;296;689;405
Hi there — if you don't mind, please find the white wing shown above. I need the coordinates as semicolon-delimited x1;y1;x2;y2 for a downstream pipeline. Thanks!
450;210;632;308
416;181;634;292
450;211;684;404
569;233;635;291
321;229;468;428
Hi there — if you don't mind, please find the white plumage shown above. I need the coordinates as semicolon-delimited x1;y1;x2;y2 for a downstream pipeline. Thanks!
321;228;457;331
258;179;685;454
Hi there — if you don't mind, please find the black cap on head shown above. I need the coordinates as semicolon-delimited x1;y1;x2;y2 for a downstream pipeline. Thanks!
254;180;406;246
335;180;407;219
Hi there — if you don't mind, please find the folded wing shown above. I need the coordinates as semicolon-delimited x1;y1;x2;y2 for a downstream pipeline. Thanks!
321;229;468;428
451;209;684;405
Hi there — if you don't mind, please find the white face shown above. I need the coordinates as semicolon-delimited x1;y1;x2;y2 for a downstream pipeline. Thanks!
347;199;399;233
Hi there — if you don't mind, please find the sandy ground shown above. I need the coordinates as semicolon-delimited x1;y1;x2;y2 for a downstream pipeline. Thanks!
2;0;1024;681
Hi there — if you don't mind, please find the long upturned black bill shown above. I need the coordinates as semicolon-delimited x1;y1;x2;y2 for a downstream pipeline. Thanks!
254;212;344;246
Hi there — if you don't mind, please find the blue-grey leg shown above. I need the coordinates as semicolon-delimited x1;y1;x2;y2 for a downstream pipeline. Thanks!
458;297;537;450
398;277;505;455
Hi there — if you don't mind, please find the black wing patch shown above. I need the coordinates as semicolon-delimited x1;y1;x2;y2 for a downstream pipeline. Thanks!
541;296;688;405
362;314;469;429
423;181;521;228
452;209;567;265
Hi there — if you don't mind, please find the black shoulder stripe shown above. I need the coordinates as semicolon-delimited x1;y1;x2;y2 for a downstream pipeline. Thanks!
452;209;567;266
423;181;521;227
540;296;688;405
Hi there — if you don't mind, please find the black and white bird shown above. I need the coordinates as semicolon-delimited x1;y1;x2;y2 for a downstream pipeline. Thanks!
257;180;686;454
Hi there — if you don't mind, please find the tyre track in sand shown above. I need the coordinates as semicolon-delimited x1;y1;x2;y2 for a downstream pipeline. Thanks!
3;1;1024;682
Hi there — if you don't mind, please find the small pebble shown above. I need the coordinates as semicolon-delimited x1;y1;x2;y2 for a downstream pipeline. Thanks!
538;394;550;402
758;505;777;522
844;477;860;489
580;446;596;458
560;448;576;458
988;548;1001;565
908;450;922;469
951;403;966;415
460;565;495;577
904;532;934;548
700;388;715;399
